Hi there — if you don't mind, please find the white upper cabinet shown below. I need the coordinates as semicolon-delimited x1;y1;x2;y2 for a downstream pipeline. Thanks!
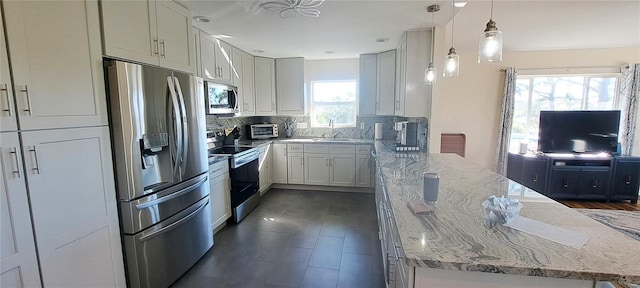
232;48;256;116
376;50;396;116
358;54;377;116
3;0;108;130
276;58;305;116
101;0;195;73
0;8;16;132
192;27;202;76
199;32;233;84
254;57;277;115
1;132;41;287
396;30;432;117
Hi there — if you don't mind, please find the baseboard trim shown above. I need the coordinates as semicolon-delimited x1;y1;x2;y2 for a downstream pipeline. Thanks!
270;184;374;193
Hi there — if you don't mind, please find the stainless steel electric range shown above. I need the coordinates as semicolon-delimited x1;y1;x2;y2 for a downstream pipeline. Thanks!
208;139;260;223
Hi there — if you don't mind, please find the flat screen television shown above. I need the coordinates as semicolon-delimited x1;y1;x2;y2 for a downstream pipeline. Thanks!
538;110;621;153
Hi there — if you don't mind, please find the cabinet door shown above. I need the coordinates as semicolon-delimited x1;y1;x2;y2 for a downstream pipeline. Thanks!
506;153;524;184
254;57;277;115
305;153;330;185
276;58;305;115
0;8;17;132
522;158;548;194
210;173;231;232
611;160;640;202
215;41;233;83
273;144;288;183
287;153;304;184
100;0;158;66
549;168;580;198
359;54;377;115
21;127;125;287
199;32;217;81
4;0;108;130
259;146;272;194
578;169;609;199
156;0;195;73
330;154;355;187
395;36;406;116
356;155;371;188
241;51;256;116
232;48;244;109
376;50;396;116
192;27;202;77
0;133;41;287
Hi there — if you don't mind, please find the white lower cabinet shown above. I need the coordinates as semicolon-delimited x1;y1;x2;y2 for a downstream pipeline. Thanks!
209;160;231;232
330;154;356;186
272;143;288;183
356;144;373;187
20;127;125;287
1;132;41;287
304;153;331;185
259;145;273;195
287;152;305;184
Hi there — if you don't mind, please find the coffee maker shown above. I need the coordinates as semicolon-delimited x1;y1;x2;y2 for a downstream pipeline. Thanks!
394;121;419;151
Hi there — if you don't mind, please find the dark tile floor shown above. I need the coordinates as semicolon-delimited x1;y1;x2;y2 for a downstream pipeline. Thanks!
171;188;385;288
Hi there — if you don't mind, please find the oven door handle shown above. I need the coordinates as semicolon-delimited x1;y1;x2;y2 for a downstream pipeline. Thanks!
233;151;259;168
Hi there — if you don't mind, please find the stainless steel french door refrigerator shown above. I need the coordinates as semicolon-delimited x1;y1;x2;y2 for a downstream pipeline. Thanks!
105;60;212;288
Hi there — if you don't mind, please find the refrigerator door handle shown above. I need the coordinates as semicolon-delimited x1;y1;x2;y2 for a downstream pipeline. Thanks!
173;76;189;178
167;76;183;178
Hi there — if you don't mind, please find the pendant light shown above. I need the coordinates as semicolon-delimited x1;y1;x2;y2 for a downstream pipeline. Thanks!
443;0;459;77
478;0;503;63
424;4;439;85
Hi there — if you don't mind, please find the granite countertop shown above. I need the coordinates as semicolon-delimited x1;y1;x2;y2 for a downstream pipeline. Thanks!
374;141;640;284
237;138;374;147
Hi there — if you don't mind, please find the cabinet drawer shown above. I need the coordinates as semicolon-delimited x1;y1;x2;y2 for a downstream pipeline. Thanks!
209;160;229;179
331;144;355;154
304;144;330;154
287;143;304;153
356;144;372;155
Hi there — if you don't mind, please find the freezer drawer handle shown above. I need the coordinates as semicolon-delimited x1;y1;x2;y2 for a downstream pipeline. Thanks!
138;197;209;242
136;175;207;210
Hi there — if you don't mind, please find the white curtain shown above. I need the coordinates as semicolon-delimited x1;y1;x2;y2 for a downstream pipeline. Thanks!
495;67;518;175
619;63;639;155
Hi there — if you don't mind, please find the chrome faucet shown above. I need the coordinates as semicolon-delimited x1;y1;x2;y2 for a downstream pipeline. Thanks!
328;118;335;138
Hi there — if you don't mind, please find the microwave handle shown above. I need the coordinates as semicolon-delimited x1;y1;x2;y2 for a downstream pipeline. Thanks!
232;89;239;111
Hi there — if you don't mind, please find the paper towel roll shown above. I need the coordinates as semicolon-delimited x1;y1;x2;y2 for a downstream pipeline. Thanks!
374;123;383;140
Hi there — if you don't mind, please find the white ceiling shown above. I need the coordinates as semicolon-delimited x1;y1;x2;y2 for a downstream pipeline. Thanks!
190;0;640;60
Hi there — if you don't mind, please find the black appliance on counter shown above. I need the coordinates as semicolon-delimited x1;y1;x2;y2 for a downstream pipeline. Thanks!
207;132;260;223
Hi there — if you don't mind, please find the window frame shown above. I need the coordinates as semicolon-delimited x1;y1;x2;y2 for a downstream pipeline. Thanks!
511;72;621;153
309;79;358;128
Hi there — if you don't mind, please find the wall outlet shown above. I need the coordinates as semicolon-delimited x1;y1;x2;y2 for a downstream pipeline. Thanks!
296;122;308;129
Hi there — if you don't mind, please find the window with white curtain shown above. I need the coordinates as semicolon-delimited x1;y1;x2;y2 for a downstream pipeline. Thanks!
510;73;620;152
310;80;357;127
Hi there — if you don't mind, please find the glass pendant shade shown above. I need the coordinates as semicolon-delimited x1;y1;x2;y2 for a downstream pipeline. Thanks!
443;47;459;77
478;19;503;63
424;63;437;85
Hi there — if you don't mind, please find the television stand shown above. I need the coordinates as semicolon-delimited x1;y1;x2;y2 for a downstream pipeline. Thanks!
507;153;639;204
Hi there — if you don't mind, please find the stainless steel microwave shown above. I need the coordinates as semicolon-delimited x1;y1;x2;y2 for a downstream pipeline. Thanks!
204;81;238;115
250;124;278;139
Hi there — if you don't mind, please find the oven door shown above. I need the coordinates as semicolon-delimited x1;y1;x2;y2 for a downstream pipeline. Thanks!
229;158;259;208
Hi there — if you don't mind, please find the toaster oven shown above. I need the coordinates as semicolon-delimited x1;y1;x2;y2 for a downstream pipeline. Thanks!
250;124;278;139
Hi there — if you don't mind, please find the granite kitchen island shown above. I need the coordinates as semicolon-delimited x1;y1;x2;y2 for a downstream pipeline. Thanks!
373;141;640;287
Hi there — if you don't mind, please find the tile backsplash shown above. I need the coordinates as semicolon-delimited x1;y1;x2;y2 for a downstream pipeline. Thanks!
206;114;429;150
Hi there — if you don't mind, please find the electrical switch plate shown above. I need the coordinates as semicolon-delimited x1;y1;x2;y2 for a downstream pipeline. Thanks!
297;122;308;129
